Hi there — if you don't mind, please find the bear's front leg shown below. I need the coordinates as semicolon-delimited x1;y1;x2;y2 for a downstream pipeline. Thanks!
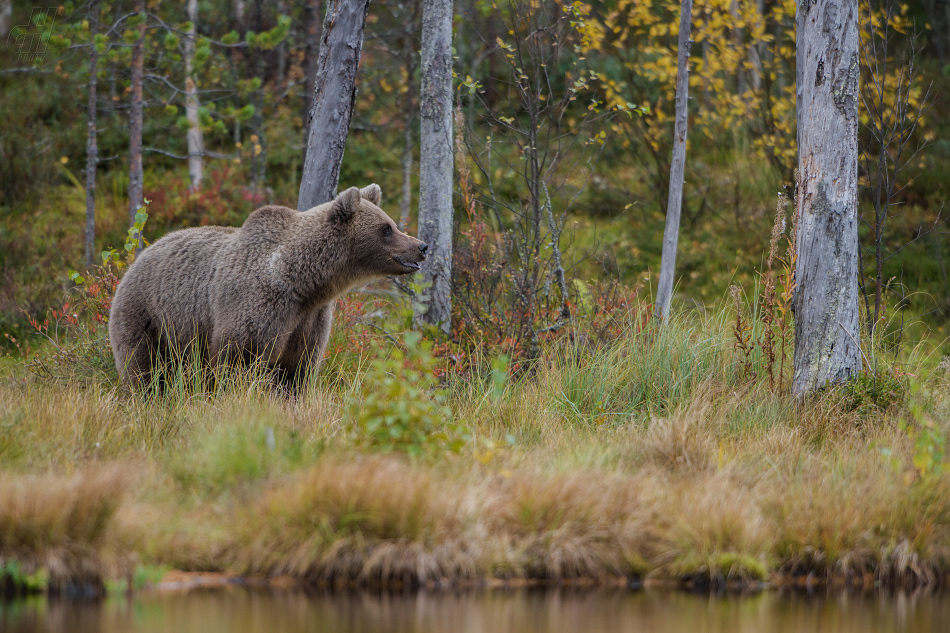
277;302;335;392
210;317;292;378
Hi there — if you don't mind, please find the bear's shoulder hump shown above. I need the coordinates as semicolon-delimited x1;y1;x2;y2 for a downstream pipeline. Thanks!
241;205;297;231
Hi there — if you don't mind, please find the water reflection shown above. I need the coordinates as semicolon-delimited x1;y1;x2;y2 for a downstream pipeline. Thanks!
2;586;949;633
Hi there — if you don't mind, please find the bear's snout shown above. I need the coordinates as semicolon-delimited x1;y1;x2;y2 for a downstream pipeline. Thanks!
419;243;428;256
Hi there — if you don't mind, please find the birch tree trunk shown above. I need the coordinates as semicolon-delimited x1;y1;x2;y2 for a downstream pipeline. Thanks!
302;0;322;161
655;0;692;321
297;0;371;210
399;8;418;231
184;0;204;191
128;0;145;227
400;78;415;231
84;0;101;268
234;0;246;28
793;0;861;397
276;0;288;90
415;0;454;333
0;1;11;43
249;0;267;193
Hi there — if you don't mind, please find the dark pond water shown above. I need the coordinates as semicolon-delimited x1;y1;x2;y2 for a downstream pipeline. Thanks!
3;586;949;633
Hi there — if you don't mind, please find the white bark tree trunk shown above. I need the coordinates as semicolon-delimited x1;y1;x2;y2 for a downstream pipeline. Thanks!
297;0;371;210
184;0;204;191
0;1;11;43
399;3;419;231
655;0;692;321
415;0;454;333
128;0;145;227
793;0;861;396
400;89;415;231
84;0;101;268
302;0;322;161
234;0;246;27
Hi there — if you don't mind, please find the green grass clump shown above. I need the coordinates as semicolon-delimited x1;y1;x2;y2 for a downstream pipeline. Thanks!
166;415;321;496
350;331;461;457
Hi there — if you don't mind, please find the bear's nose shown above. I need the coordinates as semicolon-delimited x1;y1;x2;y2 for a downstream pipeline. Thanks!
419;243;428;256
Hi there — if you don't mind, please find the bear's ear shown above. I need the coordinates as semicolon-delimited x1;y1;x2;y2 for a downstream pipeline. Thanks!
360;183;382;206
330;187;361;224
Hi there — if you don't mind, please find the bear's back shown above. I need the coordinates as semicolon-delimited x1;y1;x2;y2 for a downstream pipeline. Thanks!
119;226;237;340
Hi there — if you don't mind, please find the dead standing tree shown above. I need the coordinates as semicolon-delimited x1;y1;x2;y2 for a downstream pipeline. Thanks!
655;0;693;321
297;0;372;211
415;0;454;333
793;0;861;396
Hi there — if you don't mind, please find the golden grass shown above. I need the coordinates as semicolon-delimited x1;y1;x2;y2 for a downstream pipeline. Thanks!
2;315;949;592
0;465;134;592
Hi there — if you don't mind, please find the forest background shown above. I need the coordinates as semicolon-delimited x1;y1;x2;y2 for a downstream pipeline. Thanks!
0;0;948;357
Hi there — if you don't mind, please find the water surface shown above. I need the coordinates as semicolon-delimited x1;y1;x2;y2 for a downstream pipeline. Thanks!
3;586;948;633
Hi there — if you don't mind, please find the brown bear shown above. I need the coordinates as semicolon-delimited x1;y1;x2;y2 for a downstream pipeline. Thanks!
108;184;427;388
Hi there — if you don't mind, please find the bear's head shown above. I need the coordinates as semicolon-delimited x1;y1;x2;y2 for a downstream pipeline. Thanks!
330;185;428;277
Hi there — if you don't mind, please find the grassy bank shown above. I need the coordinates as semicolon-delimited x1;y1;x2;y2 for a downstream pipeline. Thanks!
2;307;949;595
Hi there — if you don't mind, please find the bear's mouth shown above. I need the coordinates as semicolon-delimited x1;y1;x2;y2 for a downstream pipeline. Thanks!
393;256;422;272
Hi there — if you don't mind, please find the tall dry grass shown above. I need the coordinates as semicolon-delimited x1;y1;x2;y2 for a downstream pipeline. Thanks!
0;465;134;593
1;307;948;590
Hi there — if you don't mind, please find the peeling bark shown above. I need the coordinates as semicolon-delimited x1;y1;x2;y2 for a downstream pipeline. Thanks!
297;0;371;210
655;0;692;321
793;0;861;396
416;0;454;333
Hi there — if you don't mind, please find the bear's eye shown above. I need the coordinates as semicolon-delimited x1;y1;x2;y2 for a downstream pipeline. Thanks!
382;225;393;237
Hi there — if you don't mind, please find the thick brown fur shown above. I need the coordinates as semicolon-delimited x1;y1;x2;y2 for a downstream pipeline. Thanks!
109;184;426;388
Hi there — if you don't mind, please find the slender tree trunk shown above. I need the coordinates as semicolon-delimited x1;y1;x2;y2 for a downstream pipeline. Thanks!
749;0;764;91
945;1;950;62
484;16;497;107
399;5;419;231
730;0;746;95
84;0;101;268
297;0;371;210
793;0;861;397
400;84;415;231
250;0;267;193
655;0;692;321
184;0;204;191
0;1;11;42
234;0;246;28
108;60;117;118
416;0;454;333
232;0;248;146
923;0;948;59
277;0;288;90
128;0;145;227
302;0;322;164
